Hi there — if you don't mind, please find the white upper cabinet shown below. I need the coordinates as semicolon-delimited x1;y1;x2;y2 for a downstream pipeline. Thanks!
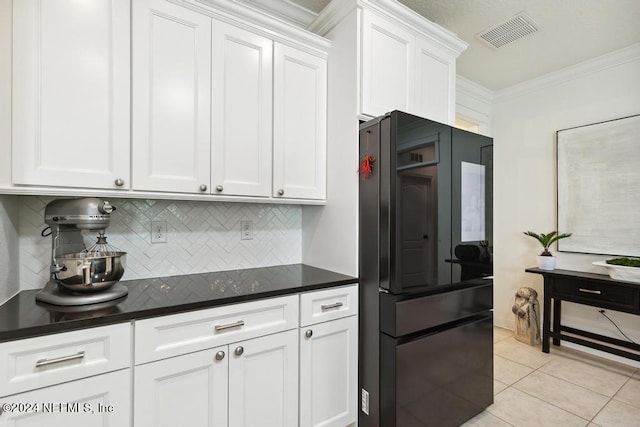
273;44;327;200
358;4;465;124
211;21;273;197
132;0;212;194
8;0;329;202
12;0;130;190
414;37;457;124
360;9;415;118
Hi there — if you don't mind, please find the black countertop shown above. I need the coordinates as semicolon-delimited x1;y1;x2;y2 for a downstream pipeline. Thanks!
0;264;357;343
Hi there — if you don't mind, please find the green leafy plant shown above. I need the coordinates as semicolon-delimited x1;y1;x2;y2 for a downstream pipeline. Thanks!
523;231;572;256
606;257;640;268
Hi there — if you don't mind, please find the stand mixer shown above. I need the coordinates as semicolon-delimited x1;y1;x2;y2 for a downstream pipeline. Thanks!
36;197;128;306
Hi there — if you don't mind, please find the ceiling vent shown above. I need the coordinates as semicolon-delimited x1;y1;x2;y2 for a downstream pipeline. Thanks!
477;12;540;49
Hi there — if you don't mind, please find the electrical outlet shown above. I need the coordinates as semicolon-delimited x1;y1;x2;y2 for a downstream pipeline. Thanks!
240;220;253;240
151;221;168;243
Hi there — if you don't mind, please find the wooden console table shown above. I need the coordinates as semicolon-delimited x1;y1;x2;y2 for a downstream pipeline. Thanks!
525;268;640;362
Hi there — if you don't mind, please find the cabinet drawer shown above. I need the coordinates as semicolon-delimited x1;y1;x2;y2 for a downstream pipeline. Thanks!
300;284;358;327
135;295;298;364
0;369;130;425
0;323;131;397
552;278;639;312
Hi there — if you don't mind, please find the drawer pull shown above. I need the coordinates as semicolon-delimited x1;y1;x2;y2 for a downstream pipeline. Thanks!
579;288;602;295
214;320;245;332
321;302;343;311
35;351;85;368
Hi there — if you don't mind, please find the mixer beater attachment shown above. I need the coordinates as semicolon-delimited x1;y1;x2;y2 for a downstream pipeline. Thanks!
83;232;123;256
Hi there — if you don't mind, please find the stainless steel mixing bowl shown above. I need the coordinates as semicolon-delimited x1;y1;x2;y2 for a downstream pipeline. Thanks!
54;251;126;293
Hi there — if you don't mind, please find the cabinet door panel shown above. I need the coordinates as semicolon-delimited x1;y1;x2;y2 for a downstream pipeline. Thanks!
132;0;211;193
300;316;358;427
0;369;130;427
12;0;130;190
134;347;228;427
360;10;415;117
415;38;455;125
228;329;299;427
211;21;272;197
273;44;327;200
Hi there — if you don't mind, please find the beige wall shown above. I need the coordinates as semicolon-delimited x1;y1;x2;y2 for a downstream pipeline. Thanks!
491;45;640;365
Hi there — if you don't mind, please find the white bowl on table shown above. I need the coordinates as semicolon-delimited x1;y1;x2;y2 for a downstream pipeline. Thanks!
593;261;640;283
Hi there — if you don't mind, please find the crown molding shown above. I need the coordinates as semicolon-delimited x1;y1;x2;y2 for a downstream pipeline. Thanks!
184;0;330;54
234;0;317;28
495;43;640;101
309;0;467;57
364;0;467;56
457;75;495;104
308;0;356;36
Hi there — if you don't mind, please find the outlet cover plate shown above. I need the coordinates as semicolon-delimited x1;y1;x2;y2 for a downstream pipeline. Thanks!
151;221;168;243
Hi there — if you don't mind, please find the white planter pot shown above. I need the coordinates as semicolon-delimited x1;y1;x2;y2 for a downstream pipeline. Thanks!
537;255;556;271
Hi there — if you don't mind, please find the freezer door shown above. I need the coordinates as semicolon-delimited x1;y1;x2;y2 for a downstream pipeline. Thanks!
380;314;494;427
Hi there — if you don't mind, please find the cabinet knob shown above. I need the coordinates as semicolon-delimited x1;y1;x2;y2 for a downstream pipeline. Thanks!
215;185;223;192
199;184;208;192
305;329;313;338
114;178;124;187
277;189;284;196
234;346;244;356
215;351;225;361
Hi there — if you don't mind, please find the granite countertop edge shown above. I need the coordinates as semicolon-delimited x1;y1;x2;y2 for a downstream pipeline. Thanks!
0;264;358;343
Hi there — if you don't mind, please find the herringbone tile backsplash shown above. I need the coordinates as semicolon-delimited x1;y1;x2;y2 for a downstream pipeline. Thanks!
19;196;302;290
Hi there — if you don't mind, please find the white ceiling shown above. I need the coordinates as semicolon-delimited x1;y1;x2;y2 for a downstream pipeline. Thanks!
280;0;640;91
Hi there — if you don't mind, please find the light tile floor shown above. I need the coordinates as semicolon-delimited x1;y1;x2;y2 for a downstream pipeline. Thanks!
461;327;640;427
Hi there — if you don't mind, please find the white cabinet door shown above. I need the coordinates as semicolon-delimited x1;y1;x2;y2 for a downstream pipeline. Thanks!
414;37;456;125
228;329;299;427
12;0;130;190
0;369;130;427
132;0;212;194
134;347;228;427
360;9;415;118
211;20;273;197
299;316;358;427
273;44;327;200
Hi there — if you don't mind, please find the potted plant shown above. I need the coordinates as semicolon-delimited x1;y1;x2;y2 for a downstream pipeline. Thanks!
523;231;572;270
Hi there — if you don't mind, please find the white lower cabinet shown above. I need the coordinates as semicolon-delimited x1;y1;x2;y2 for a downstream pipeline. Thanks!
0;369;130;427
299;316;358;427
228;329;299;427
134;329;299;427
134;346;229;427
299;284;358;427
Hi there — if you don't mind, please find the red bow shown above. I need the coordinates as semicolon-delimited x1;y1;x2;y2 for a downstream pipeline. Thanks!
358;155;376;180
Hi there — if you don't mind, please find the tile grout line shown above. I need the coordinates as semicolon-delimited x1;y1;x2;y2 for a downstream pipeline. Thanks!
497;336;638;426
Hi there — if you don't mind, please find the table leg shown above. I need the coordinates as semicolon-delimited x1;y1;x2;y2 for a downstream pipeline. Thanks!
542;280;551;353
553;298;561;346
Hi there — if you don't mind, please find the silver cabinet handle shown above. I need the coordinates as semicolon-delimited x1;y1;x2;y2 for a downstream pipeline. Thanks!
215;185;223;192
234;346;244;356
277;189;284;196
199;184;208;192
214;320;245;331
36;351;85;368
321;302;343;311
305;329;313;338
215;351;225;361
114;178;124;187
579;288;602;295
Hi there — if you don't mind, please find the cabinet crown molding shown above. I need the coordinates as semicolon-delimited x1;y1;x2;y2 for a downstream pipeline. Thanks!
185;0;331;54
310;0;467;56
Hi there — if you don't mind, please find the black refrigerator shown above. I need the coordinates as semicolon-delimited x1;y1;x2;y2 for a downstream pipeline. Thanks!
358;111;494;427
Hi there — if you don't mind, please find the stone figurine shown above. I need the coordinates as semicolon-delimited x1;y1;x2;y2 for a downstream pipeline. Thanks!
511;287;541;346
